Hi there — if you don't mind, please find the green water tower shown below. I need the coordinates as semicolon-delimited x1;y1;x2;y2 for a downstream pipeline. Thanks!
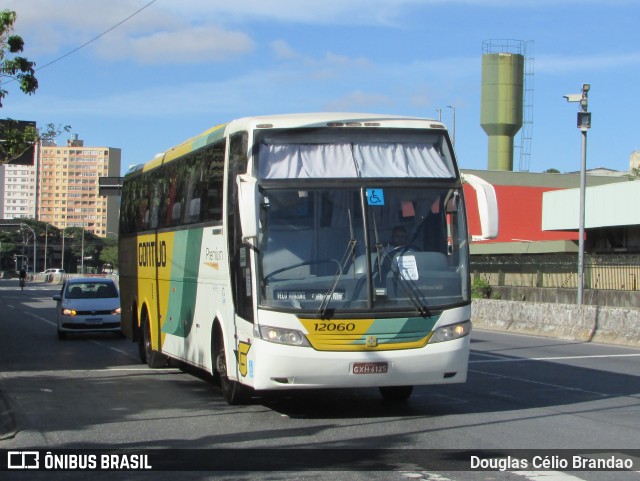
481;40;525;171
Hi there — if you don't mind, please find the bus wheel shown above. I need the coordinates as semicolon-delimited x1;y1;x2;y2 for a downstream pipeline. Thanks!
140;311;166;368
215;347;247;405
379;385;413;402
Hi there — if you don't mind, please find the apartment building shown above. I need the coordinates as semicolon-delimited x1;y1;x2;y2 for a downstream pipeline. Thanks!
37;135;121;237
0;161;37;219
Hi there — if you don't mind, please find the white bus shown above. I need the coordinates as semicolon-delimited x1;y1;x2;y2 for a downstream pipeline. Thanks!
118;113;498;404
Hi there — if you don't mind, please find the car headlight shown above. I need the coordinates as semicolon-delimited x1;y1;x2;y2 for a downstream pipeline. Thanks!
255;325;310;347
428;320;471;344
112;307;121;315
62;308;77;316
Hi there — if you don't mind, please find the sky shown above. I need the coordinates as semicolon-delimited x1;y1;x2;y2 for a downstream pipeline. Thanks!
2;0;640;176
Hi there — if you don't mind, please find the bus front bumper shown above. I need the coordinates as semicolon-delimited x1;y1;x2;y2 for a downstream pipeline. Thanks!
244;335;470;391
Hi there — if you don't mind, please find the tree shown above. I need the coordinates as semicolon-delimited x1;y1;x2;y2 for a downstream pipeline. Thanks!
628;166;640;181
0;119;71;164
544;168;560;174
0;10;71;164
0;10;37;107
100;245;119;270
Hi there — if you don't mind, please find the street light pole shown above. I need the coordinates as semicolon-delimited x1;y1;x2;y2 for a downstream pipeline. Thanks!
81;226;85;274
578;125;587;305
564;84;591;305
21;223;36;273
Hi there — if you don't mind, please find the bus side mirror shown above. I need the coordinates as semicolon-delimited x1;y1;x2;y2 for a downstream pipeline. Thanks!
461;173;499;240
236;174;258;239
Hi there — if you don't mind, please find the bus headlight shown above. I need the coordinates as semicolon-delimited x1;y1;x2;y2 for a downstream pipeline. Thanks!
428;320;471;344
256;325;310;347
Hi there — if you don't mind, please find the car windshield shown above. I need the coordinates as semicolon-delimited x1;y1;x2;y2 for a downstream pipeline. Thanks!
257;186;469;315
65;282;118;299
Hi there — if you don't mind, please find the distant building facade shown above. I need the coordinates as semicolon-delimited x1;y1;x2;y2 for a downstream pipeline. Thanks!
0;160;37;219
36;135;121;237
631;151;640;171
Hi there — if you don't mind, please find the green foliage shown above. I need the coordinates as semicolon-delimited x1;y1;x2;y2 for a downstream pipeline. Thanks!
100;245;119;269
628;166;640;181
544;168;561;174
0;119;72;164
0;220;116;273
471;276;493;299
0;10;38;106
0;10;71;165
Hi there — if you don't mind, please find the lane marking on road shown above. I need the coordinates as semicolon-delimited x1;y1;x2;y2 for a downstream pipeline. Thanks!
24;311;56;327
468;367;616;397
471;353;640;363
401;473;453;481
89;339;143;361
512;471;587;481
2;367;182;378
23;311;140;361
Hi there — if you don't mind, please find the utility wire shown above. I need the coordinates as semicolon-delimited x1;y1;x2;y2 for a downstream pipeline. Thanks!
10;0;157;78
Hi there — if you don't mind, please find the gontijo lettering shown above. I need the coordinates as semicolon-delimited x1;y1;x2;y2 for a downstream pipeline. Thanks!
138;240;167;267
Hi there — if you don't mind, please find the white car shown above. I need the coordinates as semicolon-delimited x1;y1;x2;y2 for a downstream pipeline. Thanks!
42;268;65;275
53;277;121;339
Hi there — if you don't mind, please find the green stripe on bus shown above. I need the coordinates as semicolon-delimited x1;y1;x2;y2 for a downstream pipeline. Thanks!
162;228;204;338
355;316;439;345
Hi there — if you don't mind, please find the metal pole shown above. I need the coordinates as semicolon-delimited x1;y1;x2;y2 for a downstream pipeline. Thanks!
21;224;37;273
577;130;587;304
61;227;65;270
81;227;84;274
44;224;48;271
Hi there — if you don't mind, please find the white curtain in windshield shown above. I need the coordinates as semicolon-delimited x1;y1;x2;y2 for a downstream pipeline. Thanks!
259;143;454;179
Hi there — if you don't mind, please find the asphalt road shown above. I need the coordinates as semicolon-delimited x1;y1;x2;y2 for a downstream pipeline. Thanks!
0;279;639;481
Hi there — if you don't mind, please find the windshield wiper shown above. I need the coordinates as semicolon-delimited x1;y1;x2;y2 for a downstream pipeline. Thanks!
386;251;431;317
317;210;357;318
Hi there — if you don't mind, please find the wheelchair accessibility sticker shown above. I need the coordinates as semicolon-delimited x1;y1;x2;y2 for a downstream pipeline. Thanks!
366;188;385;206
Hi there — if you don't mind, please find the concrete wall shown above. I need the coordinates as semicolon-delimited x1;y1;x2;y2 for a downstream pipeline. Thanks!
492;286;640;308
472;299;640;347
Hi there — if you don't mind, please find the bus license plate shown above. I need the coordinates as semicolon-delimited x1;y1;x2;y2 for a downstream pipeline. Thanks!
352;362;388;375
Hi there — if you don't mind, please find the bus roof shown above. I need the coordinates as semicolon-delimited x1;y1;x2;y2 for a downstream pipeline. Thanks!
126;113;445;177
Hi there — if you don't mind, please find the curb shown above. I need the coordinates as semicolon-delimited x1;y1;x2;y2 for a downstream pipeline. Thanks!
0;389;17;440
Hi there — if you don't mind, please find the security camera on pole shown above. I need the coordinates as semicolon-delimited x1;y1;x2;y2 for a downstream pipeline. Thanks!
563;83;591;305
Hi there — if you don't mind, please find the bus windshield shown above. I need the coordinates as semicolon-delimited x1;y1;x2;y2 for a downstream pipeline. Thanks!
258;186;469;314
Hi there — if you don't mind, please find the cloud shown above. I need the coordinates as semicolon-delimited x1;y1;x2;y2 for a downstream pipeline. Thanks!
324;90;395;111
270;40;301;60
5;0;254;64
97;26;254;64
537;51;640;74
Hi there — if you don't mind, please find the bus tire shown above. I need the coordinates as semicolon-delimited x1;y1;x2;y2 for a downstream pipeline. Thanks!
379;385;413;402
213;333;247;405
140;310;167;369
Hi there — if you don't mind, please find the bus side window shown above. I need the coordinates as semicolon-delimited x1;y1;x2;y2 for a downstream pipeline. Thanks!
184;150;205;224
164;163;182;227
136;177;151;231
149;170;164;229
202;142;225;222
